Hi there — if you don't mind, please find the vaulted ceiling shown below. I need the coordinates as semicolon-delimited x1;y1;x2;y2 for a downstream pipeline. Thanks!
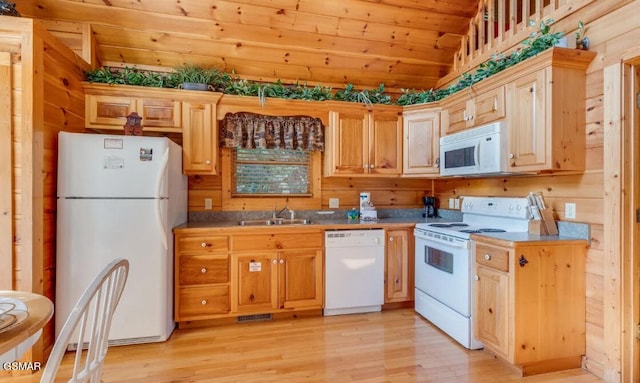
17;0;481;92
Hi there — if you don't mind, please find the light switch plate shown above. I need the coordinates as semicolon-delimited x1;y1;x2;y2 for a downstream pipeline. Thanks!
329;198;339;208
565;202;576;219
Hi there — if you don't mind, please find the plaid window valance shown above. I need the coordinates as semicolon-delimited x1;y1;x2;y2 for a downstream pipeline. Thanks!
220;112;324;151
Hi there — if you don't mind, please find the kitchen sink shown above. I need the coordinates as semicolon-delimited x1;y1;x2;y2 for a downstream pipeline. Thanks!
237;219;275;226
237;218;312;226
274;218;312;225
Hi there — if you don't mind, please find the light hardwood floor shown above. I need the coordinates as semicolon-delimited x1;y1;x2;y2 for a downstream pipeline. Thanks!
15;309;601;382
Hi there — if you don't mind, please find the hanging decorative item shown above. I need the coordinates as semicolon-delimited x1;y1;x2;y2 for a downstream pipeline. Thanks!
123;112;143;136
0;1;20;16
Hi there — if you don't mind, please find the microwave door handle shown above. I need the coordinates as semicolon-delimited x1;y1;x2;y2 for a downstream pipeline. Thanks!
474;141;480;167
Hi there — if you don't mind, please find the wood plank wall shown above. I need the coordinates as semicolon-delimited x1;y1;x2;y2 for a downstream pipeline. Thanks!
0;16;88;370
189;173;432;212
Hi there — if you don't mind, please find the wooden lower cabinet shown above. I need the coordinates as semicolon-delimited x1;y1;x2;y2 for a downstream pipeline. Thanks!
232;249;323;313
471;237;587;376
174;234;231;322
384;228;414;303
175;229;324;323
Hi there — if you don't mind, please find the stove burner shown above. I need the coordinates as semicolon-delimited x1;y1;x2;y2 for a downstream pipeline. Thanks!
478;228;507;233
429;223;452;228
449;223;469;227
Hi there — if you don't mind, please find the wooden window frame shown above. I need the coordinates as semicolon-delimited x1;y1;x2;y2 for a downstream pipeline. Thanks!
220;148;322;211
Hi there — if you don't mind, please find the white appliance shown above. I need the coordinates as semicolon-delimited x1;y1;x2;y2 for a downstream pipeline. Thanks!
414;196;530;349
324;229;385;316
439;121;509;176
56;132;187;348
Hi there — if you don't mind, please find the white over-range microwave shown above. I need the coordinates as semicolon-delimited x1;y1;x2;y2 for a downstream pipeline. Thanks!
439;121;509;176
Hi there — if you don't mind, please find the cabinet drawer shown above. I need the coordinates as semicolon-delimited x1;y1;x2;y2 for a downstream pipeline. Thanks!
232;233;323;251
178;285;229;318
178;235;229;253
179;254;228;285
475;244;509;272
473;86;505;126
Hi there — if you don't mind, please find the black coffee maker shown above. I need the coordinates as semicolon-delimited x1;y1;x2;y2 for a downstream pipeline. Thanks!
423;196;437;218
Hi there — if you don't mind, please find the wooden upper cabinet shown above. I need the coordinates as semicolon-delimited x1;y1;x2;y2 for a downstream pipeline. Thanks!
138;98;181;129
87;94;137;128
369;108;403;175
324;103;402;177
402;107;441;176
84;84;182;133
506;48;595;172
507;70;547;169
442;86;505;135
182;101;217;175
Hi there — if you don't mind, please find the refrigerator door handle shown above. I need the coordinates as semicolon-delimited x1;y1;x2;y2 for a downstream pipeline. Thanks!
155;147;170;251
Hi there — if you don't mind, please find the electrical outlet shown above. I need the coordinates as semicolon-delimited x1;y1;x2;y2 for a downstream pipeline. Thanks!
565;202;576;219
329;198;339;208
204;198;213;210
454;199;460;209
449;198;455;209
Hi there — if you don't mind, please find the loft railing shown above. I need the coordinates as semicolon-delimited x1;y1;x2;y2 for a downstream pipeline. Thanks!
440;0;596;86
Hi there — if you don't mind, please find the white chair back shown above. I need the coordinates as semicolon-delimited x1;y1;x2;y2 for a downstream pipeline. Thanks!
41;259;129;383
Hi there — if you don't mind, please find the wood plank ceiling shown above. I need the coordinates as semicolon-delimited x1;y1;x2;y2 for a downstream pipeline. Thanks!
17;0;480;92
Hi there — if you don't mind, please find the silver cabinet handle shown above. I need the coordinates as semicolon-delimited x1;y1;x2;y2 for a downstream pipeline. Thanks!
272;259;277;264
484;254;491;260
201;299;207;305
201;268;207;274
279;259;285;264
389;237;394;242
201;242;208;248
205;160;211;165
473;275;479;281
508;153;515;159
370;164;375;169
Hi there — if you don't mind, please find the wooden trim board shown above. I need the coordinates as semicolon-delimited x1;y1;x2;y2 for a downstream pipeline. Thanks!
0;52;12;290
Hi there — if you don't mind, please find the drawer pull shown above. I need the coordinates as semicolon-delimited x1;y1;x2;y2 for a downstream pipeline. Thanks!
201;268;207;274
201;299;207;305
473;275;479;281
279;259;285;264
484;254;491;261
201;242;210;248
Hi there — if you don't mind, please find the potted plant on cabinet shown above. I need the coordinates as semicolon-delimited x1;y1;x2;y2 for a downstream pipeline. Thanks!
168;64;230;91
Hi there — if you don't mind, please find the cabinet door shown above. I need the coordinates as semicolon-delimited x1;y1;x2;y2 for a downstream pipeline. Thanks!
326;109;369;175
369;110;402;175
385;229;413;302
474;264;510;359
473;86;505;126
182;101;217;175
442;96;471;135
402;110;440;175
139;98;181;131
507;70;547;170
278;250;323;309
233;253;278;313
86;94;136;129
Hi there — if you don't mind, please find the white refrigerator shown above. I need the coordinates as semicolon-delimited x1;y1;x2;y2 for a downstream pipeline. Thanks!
56;132;187;348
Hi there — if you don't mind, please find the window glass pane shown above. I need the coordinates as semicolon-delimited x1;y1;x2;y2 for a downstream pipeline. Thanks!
233;149;311;195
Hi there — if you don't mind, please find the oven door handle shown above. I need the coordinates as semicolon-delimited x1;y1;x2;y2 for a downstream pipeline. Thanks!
415;234;468;249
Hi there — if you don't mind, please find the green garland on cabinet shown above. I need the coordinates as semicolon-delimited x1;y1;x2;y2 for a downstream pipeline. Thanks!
85;19;566;106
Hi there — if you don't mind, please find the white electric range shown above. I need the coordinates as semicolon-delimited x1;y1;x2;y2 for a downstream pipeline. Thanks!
413;196;531;349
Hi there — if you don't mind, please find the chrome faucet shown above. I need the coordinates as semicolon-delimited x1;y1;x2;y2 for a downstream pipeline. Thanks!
273;203;289;219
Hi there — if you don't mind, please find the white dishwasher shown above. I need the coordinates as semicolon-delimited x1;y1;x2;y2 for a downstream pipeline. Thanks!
324;229;385;316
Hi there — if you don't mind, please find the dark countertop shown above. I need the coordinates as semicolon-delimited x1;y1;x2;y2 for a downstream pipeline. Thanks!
173;217;451;233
